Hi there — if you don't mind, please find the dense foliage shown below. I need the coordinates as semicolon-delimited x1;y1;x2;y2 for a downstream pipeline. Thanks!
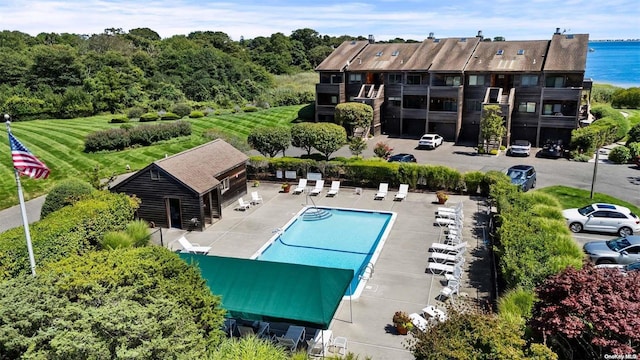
40;178;95;218
247;126;291;157
611;87;640;109
334;102;373;136
0;191;139;279
570;104;628;156
310;122;347;160
531;263;640;358
0;247;225;359
479;105;505;152
0;28;365;118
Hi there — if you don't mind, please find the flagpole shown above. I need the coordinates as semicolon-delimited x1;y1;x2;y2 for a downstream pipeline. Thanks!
5;114;37;277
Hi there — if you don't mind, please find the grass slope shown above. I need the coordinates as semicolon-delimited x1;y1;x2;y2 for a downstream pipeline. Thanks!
539;185;640;215
0;105;303;210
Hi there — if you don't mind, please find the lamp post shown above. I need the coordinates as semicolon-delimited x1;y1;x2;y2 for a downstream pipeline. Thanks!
590;148;600;199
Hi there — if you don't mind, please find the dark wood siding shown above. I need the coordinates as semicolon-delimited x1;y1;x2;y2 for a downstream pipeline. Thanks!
218;164;248;207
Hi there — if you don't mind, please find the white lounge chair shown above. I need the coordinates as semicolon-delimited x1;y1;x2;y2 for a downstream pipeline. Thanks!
445;265;463;282
435;217;463;227
430;247;466;263
236;198;251;211
250;191;263;205
307;329;333;357
327;181;340;197
292;179;307;194
430;241;468;254
428;259;464;275
439;279;460;301
394;184;409;201
374;183;388;200
422;305;448;322
310;180;324;196
177;236;211;254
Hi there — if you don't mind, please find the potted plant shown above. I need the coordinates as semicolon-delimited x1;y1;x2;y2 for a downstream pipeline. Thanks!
436;191;448;204
253;180;260;187
281;182;291;193
392;311;414;335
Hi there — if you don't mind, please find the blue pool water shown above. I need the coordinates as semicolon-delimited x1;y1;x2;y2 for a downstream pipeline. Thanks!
255;207;396;298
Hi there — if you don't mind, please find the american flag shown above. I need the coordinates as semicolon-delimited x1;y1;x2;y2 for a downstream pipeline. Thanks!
9;132;50;179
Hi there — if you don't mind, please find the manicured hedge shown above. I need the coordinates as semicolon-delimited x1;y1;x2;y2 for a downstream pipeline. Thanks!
139;112;160;122
0;191;139;280
570;104;629;157
84;121;192;152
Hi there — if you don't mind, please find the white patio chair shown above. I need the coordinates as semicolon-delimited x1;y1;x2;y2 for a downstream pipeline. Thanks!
236;198;251;211
292;179;307;194
374;183;388;200
430;247;466;263
429;241;468;254
177;236;211;254
427;258;465;275
439;279;460;301
327;181;340;196
329;336;348;357
250;191;263;205
310;180;325;196
307;329;333;357
394;184;409;201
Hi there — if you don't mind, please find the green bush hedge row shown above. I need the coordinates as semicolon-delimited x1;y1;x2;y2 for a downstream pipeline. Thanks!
0;191;139;280
570;104;629;156
248;155;494;194
84;120;192;152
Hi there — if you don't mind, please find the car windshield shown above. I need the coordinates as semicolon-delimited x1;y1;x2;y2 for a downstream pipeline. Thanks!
513;140;529;146
507;170;524;180
577;205;595;216
606;237;631;252
625;262;640;271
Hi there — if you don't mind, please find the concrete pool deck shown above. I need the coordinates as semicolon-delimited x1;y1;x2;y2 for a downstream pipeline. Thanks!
162;182;491;359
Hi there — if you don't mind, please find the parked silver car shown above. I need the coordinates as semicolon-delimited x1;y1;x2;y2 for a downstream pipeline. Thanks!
508;140;531;156
583;236;640;265
562;203;640;236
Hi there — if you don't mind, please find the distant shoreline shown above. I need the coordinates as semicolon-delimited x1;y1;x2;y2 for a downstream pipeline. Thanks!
590;39;640;42
592;81;639;89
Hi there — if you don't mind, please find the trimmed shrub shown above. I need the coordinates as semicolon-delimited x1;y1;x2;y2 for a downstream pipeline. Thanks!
498;287;537;321
463;171;484;195
628;142;640;159
189;110;205;118
40;179;95;218
139;112;159;122
109;115;129;124
101;231;133;249
241;105;259;112
607;145;631;164
170;103;192;117
160;112;181;120
84;128;129;152
126;107;145;119
627;123;640;145
126;220;151;247
0;191;139;279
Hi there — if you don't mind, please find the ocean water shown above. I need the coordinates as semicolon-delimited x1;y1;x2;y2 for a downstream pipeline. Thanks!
586;41;640;88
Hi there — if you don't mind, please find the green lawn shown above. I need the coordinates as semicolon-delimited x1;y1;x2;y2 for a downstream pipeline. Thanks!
0;105;304;210
539;185;640;215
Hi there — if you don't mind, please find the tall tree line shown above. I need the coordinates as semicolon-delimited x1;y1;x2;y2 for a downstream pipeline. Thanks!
0;28;372;120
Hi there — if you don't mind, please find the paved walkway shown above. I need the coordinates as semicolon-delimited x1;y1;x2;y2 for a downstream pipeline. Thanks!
164;182;488;360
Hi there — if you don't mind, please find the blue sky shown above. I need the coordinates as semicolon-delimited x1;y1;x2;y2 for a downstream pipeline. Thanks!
1;0;638;41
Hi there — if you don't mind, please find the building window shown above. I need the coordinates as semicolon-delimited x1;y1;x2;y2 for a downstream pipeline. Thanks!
388;96;401;106
430;97;457;111
521;75;538;86
468;75;485;86
221;177;230;194
376;51;383;57
389;73;402;84
403;95;427;109
392;50;400;56
317;93;338;105
496;49;504;55
406;74;421;85
518;102;536;113
150;169;159;180
445;76;461;86
546;76;565;88
517;49;525;55
543;103;563;115
331;74;343;84
348;73;362;83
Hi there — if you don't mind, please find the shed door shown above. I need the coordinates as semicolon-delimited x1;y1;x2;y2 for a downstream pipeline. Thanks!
167;198;182;229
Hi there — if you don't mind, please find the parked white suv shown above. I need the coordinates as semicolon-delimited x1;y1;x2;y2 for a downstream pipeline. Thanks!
562;203;640;236
418;134;443;149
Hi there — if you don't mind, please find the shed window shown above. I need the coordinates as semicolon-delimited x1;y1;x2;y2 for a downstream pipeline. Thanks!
150;169;159;180
221;178;230;193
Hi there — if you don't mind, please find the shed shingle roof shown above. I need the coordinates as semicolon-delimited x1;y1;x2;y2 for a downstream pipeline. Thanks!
155;139;248;194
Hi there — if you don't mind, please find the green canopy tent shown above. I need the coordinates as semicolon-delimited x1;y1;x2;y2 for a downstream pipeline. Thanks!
179;254;354;329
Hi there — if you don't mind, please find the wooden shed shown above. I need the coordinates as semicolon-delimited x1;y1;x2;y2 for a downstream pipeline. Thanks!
110;139;248;231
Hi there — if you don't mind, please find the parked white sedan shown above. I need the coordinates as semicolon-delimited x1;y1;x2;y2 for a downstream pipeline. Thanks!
418;134;443;149
562;203;640;236
508;140;531;156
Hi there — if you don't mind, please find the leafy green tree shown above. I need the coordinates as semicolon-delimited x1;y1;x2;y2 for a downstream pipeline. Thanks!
28;44;84;93
313;122;347;160
248;127;291;157
334;102;373;136
58;86;94;118
627;123;640;145
209;336;290;360
348;137;367;157
0;51;31;86
0;247;225;359
40;179;95;218
291;122;318;156
480;105;505;152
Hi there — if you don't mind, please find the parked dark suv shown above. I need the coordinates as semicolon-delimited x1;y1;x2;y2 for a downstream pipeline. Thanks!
506;165;537;191
387;153;417;163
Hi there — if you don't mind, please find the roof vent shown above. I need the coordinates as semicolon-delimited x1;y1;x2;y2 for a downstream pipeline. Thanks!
427;32;435;39
496;49;504;55
476;30;483;40
434;38;440;43
566;34;574;39
350;40;356;45
460;38;467;42
368;34;375;44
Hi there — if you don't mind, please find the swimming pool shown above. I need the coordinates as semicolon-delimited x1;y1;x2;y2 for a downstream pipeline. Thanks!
252;206;396;299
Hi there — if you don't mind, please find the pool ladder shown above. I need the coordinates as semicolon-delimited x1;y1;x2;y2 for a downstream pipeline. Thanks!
302;193;332;221
359;262;375;280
